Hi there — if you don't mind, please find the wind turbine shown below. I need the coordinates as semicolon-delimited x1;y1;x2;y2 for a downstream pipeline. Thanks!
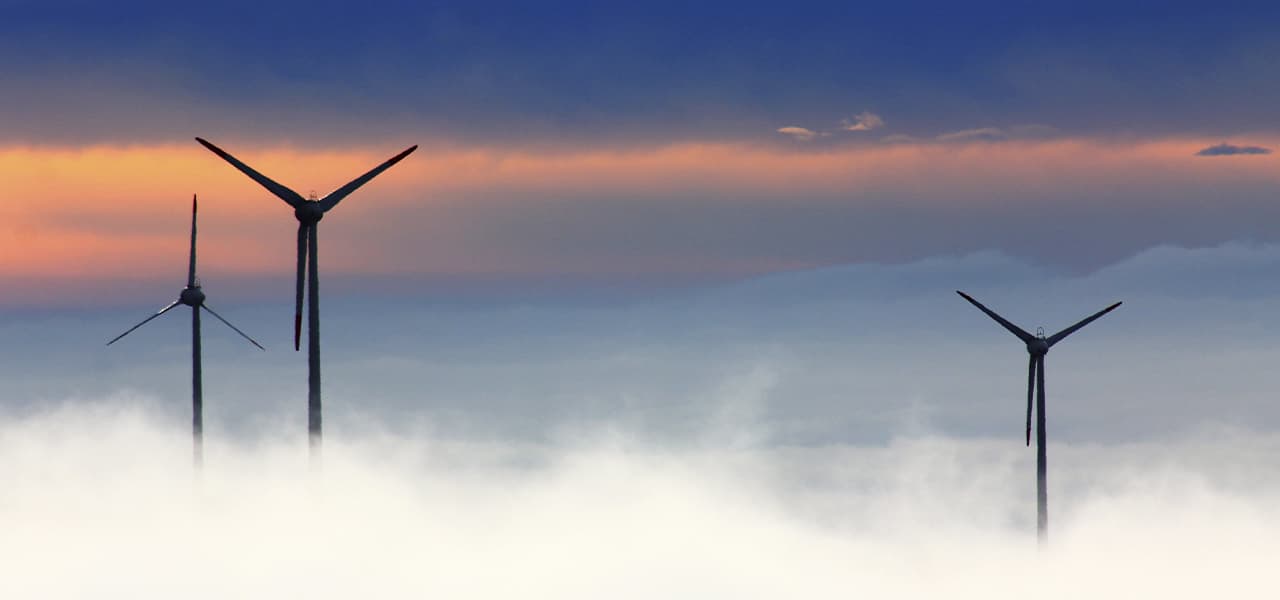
956;291;1121;544
108;195;264;468
195;137;417;457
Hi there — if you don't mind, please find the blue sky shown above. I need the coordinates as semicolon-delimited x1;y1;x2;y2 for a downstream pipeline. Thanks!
3;1;1280;297
5;1;1280;144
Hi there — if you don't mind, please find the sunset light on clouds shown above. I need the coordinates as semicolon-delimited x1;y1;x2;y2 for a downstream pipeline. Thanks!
1;135;1277;300
3;2;1278;296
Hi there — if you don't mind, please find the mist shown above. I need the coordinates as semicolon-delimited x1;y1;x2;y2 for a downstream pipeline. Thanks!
5;243;1280;596
8;242;1280;443
2;401;1276;598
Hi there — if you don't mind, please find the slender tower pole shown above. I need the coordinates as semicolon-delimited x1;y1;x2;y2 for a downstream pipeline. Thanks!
1036;357;1047;545
108;193;263;471
308;224;322;457
193;306;203;470
189;194;203;471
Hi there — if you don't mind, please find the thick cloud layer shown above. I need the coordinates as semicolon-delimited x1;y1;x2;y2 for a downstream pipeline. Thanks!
1;404;1277;598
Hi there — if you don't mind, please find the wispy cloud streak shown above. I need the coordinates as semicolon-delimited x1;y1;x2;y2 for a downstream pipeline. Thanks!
776;126;821;141
841;111;885;131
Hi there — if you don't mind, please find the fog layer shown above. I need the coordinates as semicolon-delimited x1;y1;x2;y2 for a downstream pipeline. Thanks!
1;403;1275;598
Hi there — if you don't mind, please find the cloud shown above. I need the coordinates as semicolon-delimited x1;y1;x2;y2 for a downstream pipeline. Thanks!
934;125;1059;143
5;136;1280;299
3;403;1280;598
1195;143;1272;156
16;241;1280;446
777;112;883;142
12;245;1280;595
1007;124;1060;139
841;111;885;132
936;127;1007;142
775;126;820;142
879;133;918;144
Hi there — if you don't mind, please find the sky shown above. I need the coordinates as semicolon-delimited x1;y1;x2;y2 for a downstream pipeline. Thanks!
3;0;1280;299
5;2;1280;596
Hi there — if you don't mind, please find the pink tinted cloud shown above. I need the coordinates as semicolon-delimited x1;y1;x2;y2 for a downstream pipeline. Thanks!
0;136;1276;302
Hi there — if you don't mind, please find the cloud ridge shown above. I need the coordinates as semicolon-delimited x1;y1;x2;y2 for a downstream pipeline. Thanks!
1195;143;1272;156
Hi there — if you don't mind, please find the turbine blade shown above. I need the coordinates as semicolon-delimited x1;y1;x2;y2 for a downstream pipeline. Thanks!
1046;301;1123;347
956;291;1035;343
106;300;181;345
1036;354;1046;445
316;145;418;212
195;137;307;208
1026;354;1036;446
295;223;308;351
201;304;265;350
188;194;198;287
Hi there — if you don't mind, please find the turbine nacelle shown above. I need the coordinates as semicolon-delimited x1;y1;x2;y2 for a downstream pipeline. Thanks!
179;286;206;307
294;201;324;224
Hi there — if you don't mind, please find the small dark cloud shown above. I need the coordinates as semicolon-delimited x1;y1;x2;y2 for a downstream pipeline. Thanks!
1195;143;1272;156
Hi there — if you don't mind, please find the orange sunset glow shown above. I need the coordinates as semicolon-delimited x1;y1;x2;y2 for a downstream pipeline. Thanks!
3;137;1276;289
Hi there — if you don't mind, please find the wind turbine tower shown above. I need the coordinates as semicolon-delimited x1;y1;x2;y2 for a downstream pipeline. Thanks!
956;291;1121;545
195;137;417;458
108;195;264;468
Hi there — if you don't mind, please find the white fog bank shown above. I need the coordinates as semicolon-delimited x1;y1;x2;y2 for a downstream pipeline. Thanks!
2;402;1277;599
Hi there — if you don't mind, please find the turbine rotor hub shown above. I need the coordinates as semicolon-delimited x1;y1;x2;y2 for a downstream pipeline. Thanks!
179;286;205;307
294;202;324;224
1027;339;1049;355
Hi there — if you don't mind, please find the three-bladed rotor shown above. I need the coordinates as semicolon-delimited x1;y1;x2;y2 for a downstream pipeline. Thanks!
195;137;417;350
957;290;1120;544
956;291;1121;445
107;195;264;350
